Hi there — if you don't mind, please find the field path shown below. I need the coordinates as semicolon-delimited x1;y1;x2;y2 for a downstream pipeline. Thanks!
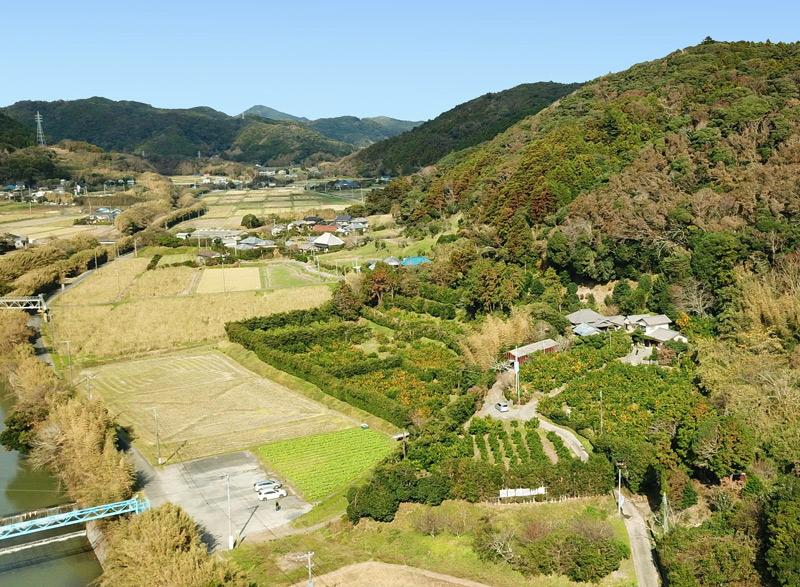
615;489;660;587
291;561;494;587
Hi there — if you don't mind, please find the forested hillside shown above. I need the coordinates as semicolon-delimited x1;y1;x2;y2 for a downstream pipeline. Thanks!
243;106;421;147
308;116;421;147
353;40;800;585
342;81;582;175
0;113;34;152
230;117;355;167
2;98;354;173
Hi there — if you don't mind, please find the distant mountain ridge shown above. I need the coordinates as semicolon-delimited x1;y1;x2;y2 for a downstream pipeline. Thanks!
241;105;310;122
243;105;422;147
2;97;354;173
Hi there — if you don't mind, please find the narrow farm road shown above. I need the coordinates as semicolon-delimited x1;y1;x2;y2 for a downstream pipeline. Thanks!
615;489;660;587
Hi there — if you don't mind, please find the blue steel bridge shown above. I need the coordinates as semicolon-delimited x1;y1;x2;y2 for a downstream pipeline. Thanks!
0;498;150;541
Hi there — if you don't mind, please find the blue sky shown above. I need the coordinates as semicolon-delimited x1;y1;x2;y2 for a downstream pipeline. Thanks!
5;1;798;121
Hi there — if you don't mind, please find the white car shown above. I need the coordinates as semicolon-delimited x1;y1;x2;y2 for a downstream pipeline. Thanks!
258;488;287;501
253;479;281;492
495;402;509;413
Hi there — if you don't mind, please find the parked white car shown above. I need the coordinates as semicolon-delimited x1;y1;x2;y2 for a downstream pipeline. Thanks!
495;402;509;413
258;488;287;501
254;479;281;492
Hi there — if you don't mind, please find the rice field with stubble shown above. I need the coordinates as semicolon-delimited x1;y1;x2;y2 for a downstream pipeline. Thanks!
85;349;353;462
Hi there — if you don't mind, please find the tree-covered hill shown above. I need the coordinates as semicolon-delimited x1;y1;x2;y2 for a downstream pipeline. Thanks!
2;98;354;173
240;105;309;122
242;106;421;147
341;81;583;175
0;113;35;152
408;40;800;281
308;115;421;147
230;117;355;167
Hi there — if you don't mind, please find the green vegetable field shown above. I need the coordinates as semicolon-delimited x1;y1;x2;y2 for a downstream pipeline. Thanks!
257;428;393;501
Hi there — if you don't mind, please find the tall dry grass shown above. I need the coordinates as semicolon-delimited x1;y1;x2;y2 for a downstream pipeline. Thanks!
54;258;150;305
52;286;332;358
460;307;540;370
30;398;134;505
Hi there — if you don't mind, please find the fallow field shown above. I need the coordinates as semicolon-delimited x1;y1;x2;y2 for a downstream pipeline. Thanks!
50;286;332;359
195;267;261;294
85;349;355;463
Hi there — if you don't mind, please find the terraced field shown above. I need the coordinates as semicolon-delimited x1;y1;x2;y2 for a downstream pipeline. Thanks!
257;428;393;501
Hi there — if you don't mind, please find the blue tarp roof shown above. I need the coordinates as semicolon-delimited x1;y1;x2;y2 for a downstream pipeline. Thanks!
574;322;601;337
401;256;432;266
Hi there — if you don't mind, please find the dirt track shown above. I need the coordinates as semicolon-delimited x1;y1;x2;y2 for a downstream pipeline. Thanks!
291;561;493;587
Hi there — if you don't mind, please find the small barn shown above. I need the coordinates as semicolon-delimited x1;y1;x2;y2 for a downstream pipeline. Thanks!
506;339;560;364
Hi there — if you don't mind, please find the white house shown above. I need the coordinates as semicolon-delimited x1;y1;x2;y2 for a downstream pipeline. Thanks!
648;328;688;345
626;314;672;335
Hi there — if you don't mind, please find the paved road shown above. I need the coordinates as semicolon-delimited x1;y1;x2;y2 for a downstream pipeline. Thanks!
615;489;660;587
475;372;589;462
130;447;310;552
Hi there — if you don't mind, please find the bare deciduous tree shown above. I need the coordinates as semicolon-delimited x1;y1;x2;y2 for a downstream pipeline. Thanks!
671;278;714;316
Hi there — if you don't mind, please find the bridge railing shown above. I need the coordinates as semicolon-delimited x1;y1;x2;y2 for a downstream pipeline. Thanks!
0;503;78;529
0;497;150;541
0;294;47;311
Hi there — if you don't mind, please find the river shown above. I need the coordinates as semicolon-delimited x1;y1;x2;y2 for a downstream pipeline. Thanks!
0;383;103;586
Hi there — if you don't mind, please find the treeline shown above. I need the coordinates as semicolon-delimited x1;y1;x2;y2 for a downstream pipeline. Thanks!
0;234;136;296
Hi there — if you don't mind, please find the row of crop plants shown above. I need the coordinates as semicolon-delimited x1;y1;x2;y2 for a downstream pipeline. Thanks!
469;417;563;467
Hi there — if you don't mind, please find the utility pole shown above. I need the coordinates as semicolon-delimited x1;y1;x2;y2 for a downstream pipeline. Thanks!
86;373;95;401
402;430;407;459
151;407;162;465
62;340;73;386
220;473;233;550
618;467;622;514
300;551;314;587
662;492;669;533
600;390;604;435
513;353;520;406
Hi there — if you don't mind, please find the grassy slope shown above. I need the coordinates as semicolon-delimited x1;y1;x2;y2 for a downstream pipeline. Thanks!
231;497;635;587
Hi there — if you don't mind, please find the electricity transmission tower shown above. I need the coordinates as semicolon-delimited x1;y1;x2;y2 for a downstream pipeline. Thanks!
35;112;47;147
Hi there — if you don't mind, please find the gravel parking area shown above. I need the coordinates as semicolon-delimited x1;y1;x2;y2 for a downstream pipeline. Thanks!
134;450;310;552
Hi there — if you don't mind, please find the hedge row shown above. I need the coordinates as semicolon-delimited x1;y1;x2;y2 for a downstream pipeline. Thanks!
385;294;456;319
330;355;403;378
237;321;370;353
160;202;207;229
227;323;411;427
233;306;335;332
